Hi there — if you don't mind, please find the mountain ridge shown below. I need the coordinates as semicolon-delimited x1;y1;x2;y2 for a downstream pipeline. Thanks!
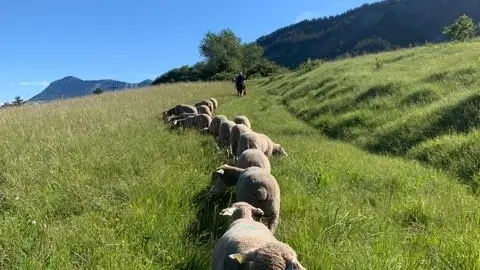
29;76;153;102
256;0;480;67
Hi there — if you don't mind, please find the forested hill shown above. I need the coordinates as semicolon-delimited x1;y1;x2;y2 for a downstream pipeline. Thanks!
257;0;480;67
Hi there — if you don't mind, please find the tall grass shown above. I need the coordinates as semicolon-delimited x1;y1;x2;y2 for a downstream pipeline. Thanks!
261;40;480;187
1;77;480;269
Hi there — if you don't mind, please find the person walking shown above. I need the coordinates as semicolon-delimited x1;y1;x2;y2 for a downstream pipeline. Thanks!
234;72;246;97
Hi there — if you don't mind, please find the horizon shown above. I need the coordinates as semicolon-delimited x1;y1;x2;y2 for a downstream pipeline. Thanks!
0;0;378;103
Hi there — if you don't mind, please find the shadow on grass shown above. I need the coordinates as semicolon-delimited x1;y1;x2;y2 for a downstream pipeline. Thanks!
183;186;235;247
366;93;480;156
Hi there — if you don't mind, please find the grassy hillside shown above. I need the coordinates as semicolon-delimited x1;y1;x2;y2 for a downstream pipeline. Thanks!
260;40;480;190
257;0;480;67
1;73;480;269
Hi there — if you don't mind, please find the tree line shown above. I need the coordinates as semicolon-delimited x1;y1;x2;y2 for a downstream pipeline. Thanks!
152;29;287;85
152;12;479;85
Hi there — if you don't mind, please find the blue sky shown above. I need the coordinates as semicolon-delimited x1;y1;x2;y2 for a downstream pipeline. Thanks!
0;0;377;103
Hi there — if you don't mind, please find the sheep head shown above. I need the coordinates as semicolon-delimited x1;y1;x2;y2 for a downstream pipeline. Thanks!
220;202;264;220
210;168;229;195
273;144;288;157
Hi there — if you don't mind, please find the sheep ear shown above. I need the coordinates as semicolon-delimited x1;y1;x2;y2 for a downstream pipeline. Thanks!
228;253;246;264
219;207;235;216
253;208;264;216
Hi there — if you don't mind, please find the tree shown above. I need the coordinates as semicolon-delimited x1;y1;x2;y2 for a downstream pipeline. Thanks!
199;29;243;75
93;88;103;95
12;96;24;106
241;43;264;76
443;15;478;42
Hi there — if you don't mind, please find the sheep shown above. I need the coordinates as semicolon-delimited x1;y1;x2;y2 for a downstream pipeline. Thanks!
194;99;215;113
162;104;198;120
213;202;306;270
196;104;212;116
236;131;288;158
218;120;236;155
235;149;271;174
228;241;307;270
211;202;276;270
210;165;281;233
166;112;198;122
233;115;251;129
209;115;228;137
209;97;218;110
169;113;211;131
230;124;251;160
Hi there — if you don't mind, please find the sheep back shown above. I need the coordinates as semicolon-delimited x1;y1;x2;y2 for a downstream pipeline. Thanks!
235;149;271;174
212;219;275;270
218;120;236;147
209;97;219;109
196;104;212;116
230;124;251;157
235;167;281;233
209;115;228;136
233;115;251;129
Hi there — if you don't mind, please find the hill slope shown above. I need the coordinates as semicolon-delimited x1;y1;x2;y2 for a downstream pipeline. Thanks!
1;65;480;268
257;0;480;67
258;40;480;189
28;76;152;102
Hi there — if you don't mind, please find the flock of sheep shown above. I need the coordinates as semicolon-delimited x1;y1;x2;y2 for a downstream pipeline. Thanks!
162;98;306;270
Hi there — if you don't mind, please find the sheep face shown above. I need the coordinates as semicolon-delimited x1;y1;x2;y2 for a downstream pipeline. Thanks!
229;242;306;270
210;169;230;195
219;202;264;221
168;120;178;129
272;144;288;157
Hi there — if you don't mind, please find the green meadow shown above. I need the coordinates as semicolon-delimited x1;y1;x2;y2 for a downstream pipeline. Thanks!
1;41;480;269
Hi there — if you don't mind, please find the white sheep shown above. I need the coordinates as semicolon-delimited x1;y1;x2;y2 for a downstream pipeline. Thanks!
235;149;271;173
209;115;228;137
169;113;211;131
195;99;215;113
210;165;280;233
218;120;236;155
229;241;307;270
233;115;251;129
196;104;212;116
209;97;218;109
166;112;198;122
230;124;251;159
212;202;306;270
162;104;198;120
236;131;287;158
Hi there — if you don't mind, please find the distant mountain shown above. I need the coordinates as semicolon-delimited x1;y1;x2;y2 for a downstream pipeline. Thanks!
28;76;153;102
257;0;480;67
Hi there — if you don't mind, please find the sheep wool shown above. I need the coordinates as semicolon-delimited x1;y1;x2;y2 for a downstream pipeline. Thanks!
167;112;198;122
212;202;277;270
209;97;219;109
170;113;212;130
235;149;271;174
229;241;307;270
210;165;281;233
162;104;198;120
236;131;288;158
196;104;212;116
233;115;251;129
195;99;215;113
218;120;236;150
230;124;251;158
209;115;228;137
